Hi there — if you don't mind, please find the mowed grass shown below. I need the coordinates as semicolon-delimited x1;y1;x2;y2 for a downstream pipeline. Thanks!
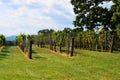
0;46;120;80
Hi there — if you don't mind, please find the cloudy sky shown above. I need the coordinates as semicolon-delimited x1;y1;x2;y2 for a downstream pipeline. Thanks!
0;0;113;36
0;0;75;36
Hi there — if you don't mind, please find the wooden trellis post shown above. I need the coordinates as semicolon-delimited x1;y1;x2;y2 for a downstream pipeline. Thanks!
28;36;32;59
70;37;74;56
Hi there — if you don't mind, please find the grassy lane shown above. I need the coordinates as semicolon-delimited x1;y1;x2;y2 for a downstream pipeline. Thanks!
0;46;120;80
32;46;120;80
0;46;31;80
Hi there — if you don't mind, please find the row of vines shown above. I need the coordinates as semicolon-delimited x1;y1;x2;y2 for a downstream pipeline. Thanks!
16;34;32;59
31;28;118;53
0;34;5;47
14;27;120;59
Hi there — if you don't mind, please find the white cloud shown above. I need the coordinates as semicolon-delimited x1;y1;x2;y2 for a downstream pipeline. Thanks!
0;0;75;36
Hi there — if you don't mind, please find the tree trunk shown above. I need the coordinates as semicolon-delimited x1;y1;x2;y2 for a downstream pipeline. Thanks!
37;41;39;47
54;42;57;52
21;45;24;52
40;42;42;48
66;37;70;54
60;43;62;53
70;38;74;56
96;44;98;51
105;31;107;51
23;36;26;52
50;34;53;50
110;35;115;53
79;37;82;49
50;44;53;50
83;41;85;49
67;46;70;54
101;45;103;52
28;39;32;59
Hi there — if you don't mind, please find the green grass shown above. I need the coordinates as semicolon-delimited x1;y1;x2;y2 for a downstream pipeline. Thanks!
0;46;120;80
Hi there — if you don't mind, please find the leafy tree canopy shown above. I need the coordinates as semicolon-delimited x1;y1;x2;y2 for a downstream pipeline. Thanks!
71;0;112;30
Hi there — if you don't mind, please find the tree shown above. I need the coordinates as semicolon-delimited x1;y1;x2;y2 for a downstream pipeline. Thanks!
70;37;74;56
38;29;49;48
63;28;72;54
16;34;26;52
111;0;120;26
71;0;112;30
98;29;105;51
116;24;120;38
38;29;54;49
109;0;120;52
49;29;54;50
71;0;115;52
0;34;5;46
52;31;57;52
56;31;66;53
16;34;33;59
27;35;32;59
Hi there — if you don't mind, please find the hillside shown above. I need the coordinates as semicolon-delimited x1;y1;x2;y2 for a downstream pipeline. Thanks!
6;35;16;41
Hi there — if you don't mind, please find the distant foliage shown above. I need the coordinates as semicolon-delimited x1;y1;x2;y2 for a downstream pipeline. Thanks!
16;34;32;59
0;34;6;47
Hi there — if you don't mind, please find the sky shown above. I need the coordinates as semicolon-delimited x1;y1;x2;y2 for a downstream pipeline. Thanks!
0;0;75;36
0;0;113;36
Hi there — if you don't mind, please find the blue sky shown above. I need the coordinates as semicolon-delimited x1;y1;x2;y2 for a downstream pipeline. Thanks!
0;0;113;36
0;0;75;36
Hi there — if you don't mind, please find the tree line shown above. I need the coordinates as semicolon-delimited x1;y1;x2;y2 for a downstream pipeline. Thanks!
16;34;32;59
30;28;119;53
31;28;75;56
0;34;5;47
71;0;120;52
15;0;120;57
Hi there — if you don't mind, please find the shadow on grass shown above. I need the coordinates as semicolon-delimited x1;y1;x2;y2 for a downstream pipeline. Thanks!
1;46;10;52
0;46;10;60
32;50;47;60
32;50;38;54
0;53;8;60
34;56;47;60
112;51;120;54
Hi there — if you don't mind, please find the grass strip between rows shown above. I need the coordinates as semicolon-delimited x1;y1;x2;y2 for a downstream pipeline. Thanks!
17;46;29;60
38;46;70;57
0;46;4;52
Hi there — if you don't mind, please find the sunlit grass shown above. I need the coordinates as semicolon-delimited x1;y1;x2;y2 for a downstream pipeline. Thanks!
0;46;120;80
